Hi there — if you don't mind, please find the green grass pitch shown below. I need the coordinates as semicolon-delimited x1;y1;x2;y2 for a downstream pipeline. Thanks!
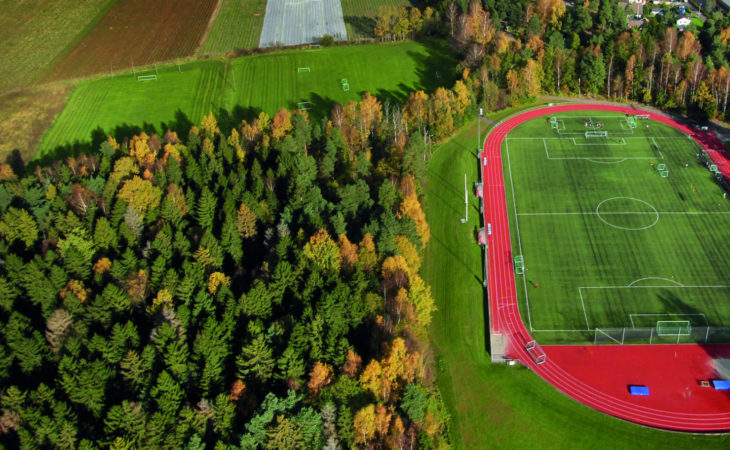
504;111;730;345
37;40;455;160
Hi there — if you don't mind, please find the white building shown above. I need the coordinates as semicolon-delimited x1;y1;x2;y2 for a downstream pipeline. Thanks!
676;16;692;27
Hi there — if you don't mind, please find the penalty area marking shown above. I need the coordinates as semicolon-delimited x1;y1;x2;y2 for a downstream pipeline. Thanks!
629;313;708;328
572;137;626;146
628;277;684;287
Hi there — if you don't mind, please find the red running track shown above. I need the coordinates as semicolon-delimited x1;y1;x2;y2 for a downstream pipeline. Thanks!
482;103;730;431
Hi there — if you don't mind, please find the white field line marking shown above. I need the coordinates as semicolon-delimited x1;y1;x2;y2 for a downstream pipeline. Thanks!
530;328;592;332
580;285;730;289
505;140;534;331
629;313;709;327
578;288;591;329
507;136;690;140
517;211;730;216
628;277;684;287
571;137;626;146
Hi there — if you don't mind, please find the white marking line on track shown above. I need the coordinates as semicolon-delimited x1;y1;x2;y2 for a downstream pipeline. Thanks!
505;140;534;331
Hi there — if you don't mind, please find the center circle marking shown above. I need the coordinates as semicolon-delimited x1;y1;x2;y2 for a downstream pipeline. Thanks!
595;197;659;231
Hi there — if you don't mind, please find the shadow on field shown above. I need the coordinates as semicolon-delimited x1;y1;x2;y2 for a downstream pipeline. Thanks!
344;16;376;37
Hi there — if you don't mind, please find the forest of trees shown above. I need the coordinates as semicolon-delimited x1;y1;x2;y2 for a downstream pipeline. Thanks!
0;82;482;447
378;0;730;121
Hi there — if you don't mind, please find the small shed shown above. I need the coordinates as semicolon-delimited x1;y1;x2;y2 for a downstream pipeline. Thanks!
629;385;650;396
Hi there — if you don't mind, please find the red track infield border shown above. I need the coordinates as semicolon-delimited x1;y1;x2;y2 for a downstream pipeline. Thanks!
482;103;730;431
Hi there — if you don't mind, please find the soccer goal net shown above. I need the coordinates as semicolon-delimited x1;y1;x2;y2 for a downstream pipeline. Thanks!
635;114;650;120
514;255;524;275
626;116;637;129
656;320;691;336
585;131;608;139
297;67;310;73
137;74;157;82
550;117;558;129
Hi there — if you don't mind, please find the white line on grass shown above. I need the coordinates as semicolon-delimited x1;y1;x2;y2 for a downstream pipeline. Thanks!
571;137;627;146
629;313;708;327
505;140;534;331
517;211;730;216
627;277;684;287
578;288;591;329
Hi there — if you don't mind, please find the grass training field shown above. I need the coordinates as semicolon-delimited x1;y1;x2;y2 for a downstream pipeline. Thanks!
200;0;267;53
38;40;456;160
44;0;217;82
0;0;115;92
504;111;730;345
341;0;415;39
424;110;730;448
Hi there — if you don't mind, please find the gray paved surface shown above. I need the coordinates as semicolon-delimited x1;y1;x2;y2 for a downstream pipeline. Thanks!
259;0;347;48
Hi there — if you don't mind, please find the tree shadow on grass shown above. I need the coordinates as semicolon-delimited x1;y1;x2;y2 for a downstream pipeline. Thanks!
344;16;376;38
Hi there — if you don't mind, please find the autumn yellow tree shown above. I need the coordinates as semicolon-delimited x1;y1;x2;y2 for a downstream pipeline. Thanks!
358;233;378;271
236;203;257;238
307;362;333;395
303;229;341;274
207;272;231;294
393;235;420;275
381;255;410;289
338;234;359;272
343;350;362;378
353;404;377;445
271;108;293;141
117;176;162;216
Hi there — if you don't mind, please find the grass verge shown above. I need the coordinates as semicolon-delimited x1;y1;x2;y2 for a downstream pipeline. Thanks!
423;108;730;448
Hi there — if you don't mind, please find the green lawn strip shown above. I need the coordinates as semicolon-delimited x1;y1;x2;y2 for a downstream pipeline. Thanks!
340;0;414;39
0;0;116;92
38;40;456;161
504;111;730;344
200;0;266;53
424;115;730;448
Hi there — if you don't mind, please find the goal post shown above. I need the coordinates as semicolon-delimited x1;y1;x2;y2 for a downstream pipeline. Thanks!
137;74;157;82
656;320;691;336
585;131;608;138
635;114;650;119
626;116;637;129
297;67;310;73
550;117;558;129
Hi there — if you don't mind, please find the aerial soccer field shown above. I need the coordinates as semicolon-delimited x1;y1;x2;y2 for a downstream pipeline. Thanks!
503;110;730;345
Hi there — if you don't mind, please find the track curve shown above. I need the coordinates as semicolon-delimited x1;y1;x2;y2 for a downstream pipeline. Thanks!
482;103;730;431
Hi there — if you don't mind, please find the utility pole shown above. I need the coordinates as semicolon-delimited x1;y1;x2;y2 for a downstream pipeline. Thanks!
461;173;468;223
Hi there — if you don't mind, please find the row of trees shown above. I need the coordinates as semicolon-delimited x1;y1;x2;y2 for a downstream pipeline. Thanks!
389;0;730;121
0;77;480;445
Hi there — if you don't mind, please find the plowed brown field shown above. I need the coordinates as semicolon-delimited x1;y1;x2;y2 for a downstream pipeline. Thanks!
45;0;217;82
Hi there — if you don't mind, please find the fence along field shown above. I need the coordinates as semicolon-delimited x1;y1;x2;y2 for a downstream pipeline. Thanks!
504;111;730;345
44;0;217;82
0;0;115;92
201;0;267;53
37;40;455;158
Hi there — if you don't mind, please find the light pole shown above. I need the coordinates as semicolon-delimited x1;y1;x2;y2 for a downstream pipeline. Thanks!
477;107;483;156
